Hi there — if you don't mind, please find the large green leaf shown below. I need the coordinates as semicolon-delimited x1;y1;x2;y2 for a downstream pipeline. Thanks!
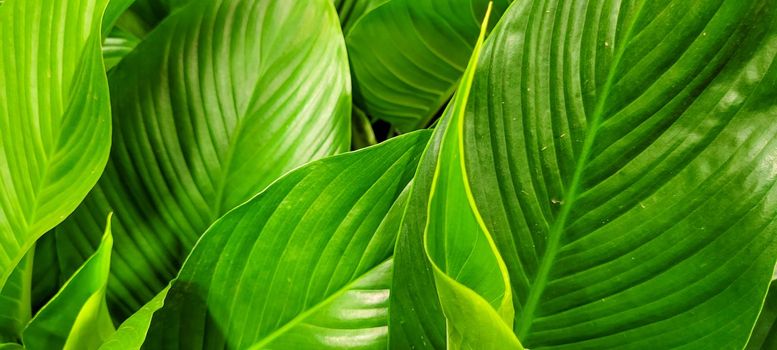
23;218;114;350
0;0;111;288
145;131;430;349
48;0;351;318
346;0;510;131
449;0;777;347
747;282;777;350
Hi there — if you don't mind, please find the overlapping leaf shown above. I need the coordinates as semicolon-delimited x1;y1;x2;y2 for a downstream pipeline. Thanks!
0;253;32;342
332;0;387;34
747;282;777;350
145;131;430;349
98;286;169;350
23;219;114;350
346;0;510;131
48;0;351;319
421;5;521;348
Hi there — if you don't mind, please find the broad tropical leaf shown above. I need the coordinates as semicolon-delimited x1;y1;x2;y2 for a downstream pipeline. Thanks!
48;0;351;318
346;0;510;131
446;0;777;347
23;218;114;350
145;131;430;349
0;0;111;287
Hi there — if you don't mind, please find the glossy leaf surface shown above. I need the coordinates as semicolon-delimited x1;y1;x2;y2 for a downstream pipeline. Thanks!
145;131;429;349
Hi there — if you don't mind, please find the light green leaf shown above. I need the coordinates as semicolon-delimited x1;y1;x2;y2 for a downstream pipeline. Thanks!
0;0;111;288
457;0;777;348
23;218;114;350
747;282;777;350
98;285;169;350
346;0;511;131
52;0;351;319
0;344;22;350
145;131;430;349
421;4;522;348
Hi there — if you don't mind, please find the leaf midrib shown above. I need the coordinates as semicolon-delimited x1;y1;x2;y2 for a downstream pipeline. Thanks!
515;2;647;339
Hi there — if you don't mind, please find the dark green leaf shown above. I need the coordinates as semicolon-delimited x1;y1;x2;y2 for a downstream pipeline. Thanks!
0;252;32;342
346;0;511;131
747;282;777;350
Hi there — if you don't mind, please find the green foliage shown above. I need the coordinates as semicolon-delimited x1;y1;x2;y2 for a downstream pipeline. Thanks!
2;0;777;349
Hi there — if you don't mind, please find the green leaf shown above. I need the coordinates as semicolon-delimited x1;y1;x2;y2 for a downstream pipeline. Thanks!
0;251;32;342
0;0;111;288
145;130;430;349
332;0;387;34
747;282;777;350
457;0;777;347
103;0;137;35
345;0;511;131
98;285;169;350
23;218;114;350
420;4;523;348
102;27;140;71
52;0;351;318
351;107;378;150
